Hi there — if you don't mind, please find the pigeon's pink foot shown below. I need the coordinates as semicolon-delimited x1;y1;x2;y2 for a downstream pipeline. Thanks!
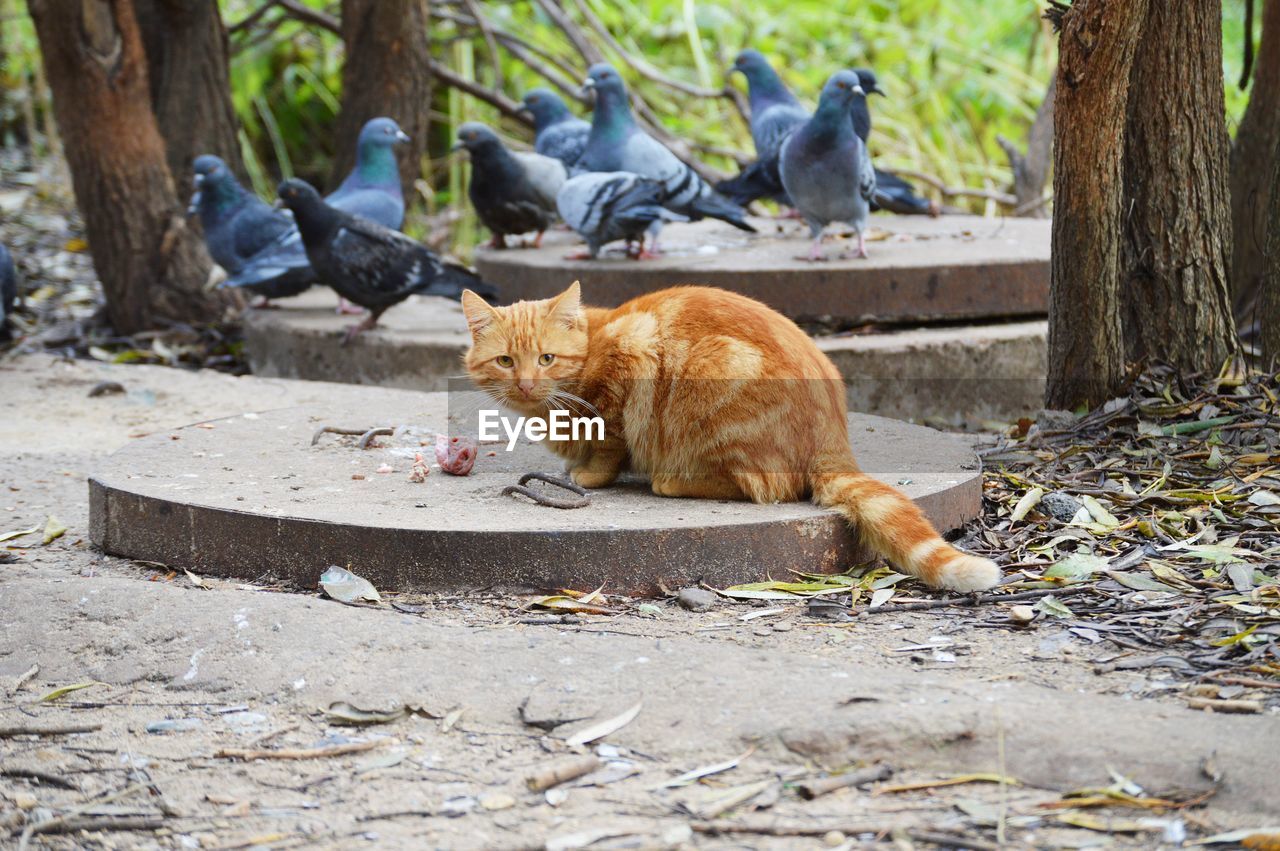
250;296;276;310
856;232;868;259
802;239;827;262
336;299;363;316
489;234;507;250
563;248;594;260
773;207;804;220
341;314;377;346
532;231;545;249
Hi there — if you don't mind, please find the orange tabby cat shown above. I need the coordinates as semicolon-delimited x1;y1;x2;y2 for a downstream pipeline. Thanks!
461;282;1000;592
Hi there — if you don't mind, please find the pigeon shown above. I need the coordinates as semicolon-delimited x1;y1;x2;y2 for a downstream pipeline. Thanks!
556;172;687;259
720;55;935;216
189;155;314;300
217;117;410;308
328;116;410;229
577;64;755;245
454;122;565;249
276;179;497;343
518;89;591;169
1;243;17;341
779;70;876;261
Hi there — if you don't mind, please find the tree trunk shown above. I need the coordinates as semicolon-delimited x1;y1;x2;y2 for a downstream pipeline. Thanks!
1263;134;1280;364
133;0;243;191
998;73;1055;218
1046;0;1149;409
330;0;431;199
1121;0;1238;372
1231;0;1280;323
28;0;218;335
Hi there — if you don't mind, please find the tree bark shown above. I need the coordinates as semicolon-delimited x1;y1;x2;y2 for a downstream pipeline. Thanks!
1046;0;1148;409
1121;0;1238;372
330;0;431;199
133;0;243;191
1262;134;1280;364
1231;0;1280;323
28;0;219;335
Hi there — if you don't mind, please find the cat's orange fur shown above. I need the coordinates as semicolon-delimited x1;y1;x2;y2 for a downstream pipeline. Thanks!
462;282;1000;592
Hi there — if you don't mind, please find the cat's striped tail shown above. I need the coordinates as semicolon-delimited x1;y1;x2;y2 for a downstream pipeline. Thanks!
810;456;1001;593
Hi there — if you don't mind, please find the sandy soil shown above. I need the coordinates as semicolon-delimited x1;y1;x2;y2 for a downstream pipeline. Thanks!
1;353;1277;850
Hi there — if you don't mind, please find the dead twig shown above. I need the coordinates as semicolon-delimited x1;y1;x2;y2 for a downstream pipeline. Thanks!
525;755;601;791
796;764;893;800
0;723;102;738
859;584;1092;615
1;767;79;789
214;739;386;761
26;816;164;837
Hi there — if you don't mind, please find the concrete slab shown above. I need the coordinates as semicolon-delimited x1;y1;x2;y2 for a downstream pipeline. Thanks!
243;290;1047;423
88;390;984;595
475;215;1050;324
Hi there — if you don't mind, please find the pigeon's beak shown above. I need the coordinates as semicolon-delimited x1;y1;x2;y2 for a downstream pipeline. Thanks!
193;173;205;188
272;199;285;211
186;192;201;219
395;130;411;143
851;85;865;97
515;104;532;118
870;87;886;98
580;77;595;97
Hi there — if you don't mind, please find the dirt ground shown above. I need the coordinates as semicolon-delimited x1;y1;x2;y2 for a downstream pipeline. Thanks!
1;352;1278;850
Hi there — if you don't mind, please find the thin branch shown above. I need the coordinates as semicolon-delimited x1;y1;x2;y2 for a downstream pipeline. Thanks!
532;0;605;65
568;0;727;99
887;169;1018;206
460;0;503;91
275;0;340;35
228;1;277;36
428;58;533;125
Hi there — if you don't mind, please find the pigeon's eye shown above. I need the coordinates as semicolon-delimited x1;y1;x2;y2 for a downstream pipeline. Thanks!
836;81;848;89
496;355;514;368
538;353;555;366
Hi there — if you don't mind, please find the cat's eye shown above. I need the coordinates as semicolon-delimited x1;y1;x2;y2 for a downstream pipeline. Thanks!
538;353;555;366
496;355;514;368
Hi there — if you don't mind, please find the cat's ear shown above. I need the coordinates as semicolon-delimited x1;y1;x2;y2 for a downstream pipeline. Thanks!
461;289;499;336
547;280;583;328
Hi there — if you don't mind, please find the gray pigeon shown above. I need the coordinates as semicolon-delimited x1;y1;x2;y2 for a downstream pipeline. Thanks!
218;117;410;305
518;89;591;169
731;49;809;163
276;179;498;343
454;123;565;248
779;70;876;260
577;64;755;244
1;243;17;341
189;155;314;300
556;172;687;259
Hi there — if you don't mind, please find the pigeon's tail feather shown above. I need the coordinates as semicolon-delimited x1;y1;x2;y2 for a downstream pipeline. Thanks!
871;170;938;217
689;192;758;233
715;160;789;208
415;262;499;303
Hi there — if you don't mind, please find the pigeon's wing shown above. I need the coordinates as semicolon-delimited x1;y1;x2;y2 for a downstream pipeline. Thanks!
538;121;590;168
857;139;877;205
715;157;790;207
0;244;16;322
513;152;567;210
328;187;405;231
221;226;313;291
752;104;807;161
231;202;297;261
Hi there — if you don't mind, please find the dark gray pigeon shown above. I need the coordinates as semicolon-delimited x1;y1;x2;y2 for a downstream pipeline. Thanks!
189;155;314;301
1;243;17;341
454;122;565;248
779;70;876;260
519;89;591;169
276;179;497;343
218;117;410;306
556;172;687;259
719;56;935;217
577;64;755;244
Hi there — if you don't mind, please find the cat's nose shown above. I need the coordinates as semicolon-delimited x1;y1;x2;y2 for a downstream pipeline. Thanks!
517;379;536;397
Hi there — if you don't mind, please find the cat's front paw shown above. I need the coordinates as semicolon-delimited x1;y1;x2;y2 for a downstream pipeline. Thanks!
570;466;618;489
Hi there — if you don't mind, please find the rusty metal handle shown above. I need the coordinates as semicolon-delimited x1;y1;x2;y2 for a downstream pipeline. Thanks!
502;472;591;509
